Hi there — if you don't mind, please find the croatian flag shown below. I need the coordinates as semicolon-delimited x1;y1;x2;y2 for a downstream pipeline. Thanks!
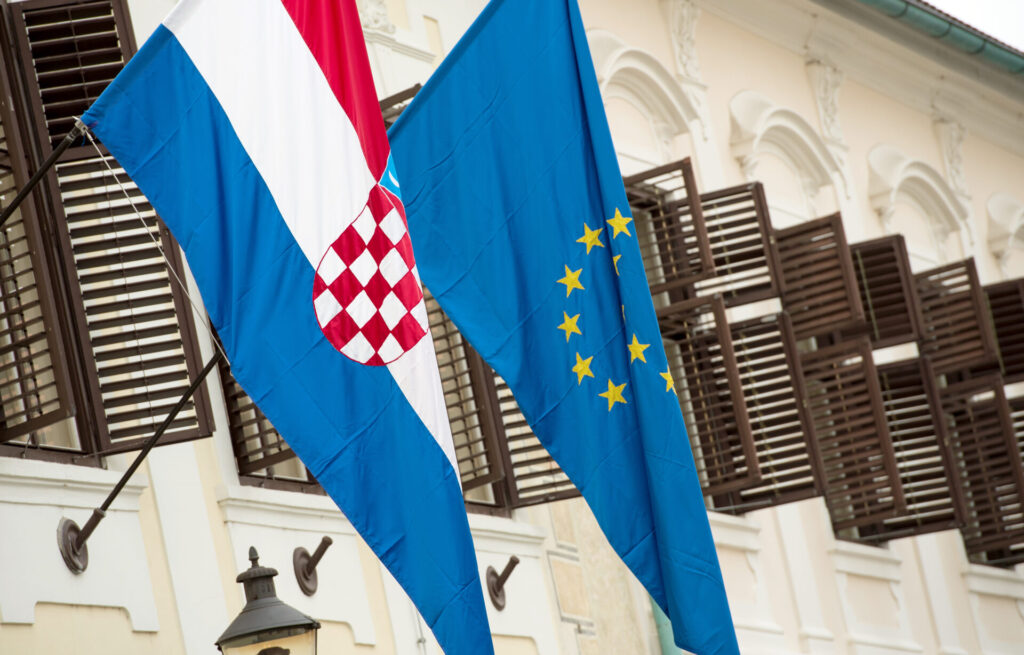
81;1;493;653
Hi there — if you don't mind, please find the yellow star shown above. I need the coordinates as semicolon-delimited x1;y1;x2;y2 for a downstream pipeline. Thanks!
613;254;622;275
557;265;584;297
576;222;605;254
660;369;675;392
572;352;594;385
607;208;633;239
558;312;582;342
628;333;650;364
598;378;627;410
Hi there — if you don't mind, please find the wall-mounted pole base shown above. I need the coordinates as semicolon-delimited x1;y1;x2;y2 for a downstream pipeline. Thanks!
57;517;88;573
293;547;318;596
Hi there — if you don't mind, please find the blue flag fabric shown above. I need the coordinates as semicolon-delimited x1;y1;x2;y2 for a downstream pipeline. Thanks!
390;0;739;653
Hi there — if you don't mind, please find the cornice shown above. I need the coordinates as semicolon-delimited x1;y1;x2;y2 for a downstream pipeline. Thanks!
696;0;1024;158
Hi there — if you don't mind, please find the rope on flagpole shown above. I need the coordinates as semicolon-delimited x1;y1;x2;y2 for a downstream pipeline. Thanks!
82;123;229;364
0;119;235;572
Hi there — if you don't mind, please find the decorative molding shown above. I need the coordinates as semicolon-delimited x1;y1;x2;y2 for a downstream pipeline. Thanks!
0;458;158;631
730;89;848;206
962;562;1024;655
829;541;922;655
962;563;1024;600
589;29;703;134
829;540;903;583
662;0;702;81
933;116;969;200
806;58;845;144
867;144;968;248
987;192;1024;271
696;0;1024;159
360;0;395;34
469;512;547;555
708;512;788;652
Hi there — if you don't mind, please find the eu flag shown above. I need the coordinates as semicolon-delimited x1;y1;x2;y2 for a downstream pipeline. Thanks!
390;0;739;652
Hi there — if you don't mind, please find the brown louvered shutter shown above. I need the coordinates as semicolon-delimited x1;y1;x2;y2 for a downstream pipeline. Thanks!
774;214;865;340
379;84;421;129
848;236;923;347
221;355;318;488
941;376;1024;566
9;0;136;157
712;312;822;512
798;339;905;531
915;260;999;375
1011;395;1024;461
857;358;966;542
424;292;507;492
493;373;579;506
983;279;1024;383
690;183;781;307
657;296;759;495
623;158;714;300
7;0;214;453
0;45;75;444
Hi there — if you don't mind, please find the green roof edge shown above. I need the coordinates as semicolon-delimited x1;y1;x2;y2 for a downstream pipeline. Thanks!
857;0;1024;75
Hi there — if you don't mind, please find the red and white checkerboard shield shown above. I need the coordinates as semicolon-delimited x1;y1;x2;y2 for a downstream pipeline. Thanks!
313;184;428;365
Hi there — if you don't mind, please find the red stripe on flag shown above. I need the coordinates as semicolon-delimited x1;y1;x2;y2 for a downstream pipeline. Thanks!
281;0;390;178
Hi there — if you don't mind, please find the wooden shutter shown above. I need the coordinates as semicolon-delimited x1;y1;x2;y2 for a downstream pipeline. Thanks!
689;182;781;307
379;84;421;129
856;358;966;542
983;279;1024;383
657;296;759;495
425;292;506;492
0;51;75;444
848;235;923;348
775;214;864;340
798;339;906;531
9;0;136;158
712;312;822;513
493;373;579;507
7;0;213;453
1011;395;1024;464
914;260;999;375
624;158;714;299
941;376;1024;566
221;355;318;488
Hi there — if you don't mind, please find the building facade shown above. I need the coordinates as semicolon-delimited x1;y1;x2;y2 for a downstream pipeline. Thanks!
2;0;1024;654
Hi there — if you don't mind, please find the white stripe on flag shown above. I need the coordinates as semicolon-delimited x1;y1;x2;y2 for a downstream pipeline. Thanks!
164;0;375;266
164;0;458;474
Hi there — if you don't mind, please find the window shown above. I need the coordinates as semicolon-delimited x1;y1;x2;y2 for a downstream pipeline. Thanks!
0;0;213;461
218;85;579;509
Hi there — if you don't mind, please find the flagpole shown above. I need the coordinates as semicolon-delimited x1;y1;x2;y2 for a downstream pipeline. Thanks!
1;119;225;573
58;350;223;573
0;118;85;230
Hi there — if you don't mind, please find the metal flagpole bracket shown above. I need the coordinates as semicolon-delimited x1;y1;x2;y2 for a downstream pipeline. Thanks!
293;536;333;596
56;351;222;573
486;555;520;610
0;118;86;230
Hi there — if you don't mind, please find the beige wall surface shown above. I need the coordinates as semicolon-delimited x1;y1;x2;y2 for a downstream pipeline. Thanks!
3;1;1024;655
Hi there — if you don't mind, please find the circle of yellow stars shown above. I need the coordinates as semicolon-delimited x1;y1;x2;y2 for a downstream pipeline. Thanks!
555;207;675;411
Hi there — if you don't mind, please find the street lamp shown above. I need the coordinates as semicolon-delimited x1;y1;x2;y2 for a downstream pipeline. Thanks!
217;547;320;655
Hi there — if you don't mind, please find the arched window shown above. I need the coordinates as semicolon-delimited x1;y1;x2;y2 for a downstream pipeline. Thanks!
588;30;705;175
868;145;968;270
729;90;845;228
